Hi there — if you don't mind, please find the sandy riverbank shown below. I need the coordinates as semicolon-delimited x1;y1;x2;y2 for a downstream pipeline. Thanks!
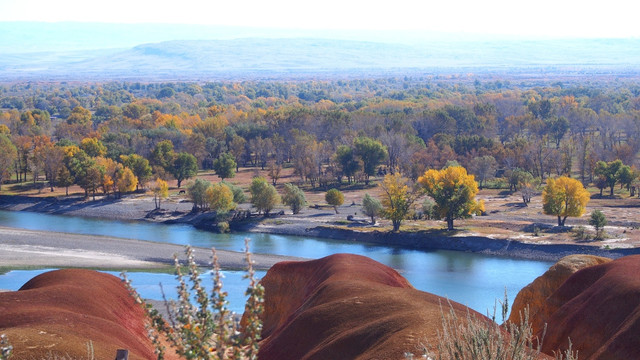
2;194;639;263
0;226;301;270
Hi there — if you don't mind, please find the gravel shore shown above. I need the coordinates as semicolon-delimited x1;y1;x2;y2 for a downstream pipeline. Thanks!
0;226;302;270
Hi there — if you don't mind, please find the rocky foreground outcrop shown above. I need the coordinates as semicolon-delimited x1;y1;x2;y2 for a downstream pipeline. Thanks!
535;255;640;359
0;269;159;360
257;253;494;360
508;254;611;333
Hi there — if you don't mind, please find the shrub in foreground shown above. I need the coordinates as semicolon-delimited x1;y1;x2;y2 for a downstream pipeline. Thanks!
405;295;578;360
123;240;264;360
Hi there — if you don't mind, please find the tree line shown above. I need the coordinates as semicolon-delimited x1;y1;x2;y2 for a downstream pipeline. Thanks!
1;78;640;200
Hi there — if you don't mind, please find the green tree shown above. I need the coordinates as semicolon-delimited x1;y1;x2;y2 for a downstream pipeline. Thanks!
282;183;307;214
157;87;176;99
379;173;418;232
171;152;198;188
222;181;246;204
151;140;175;171
120;154;152;190
334;145;361;184
353;137;387;184
594;159;623;197
325;188;344;214
542;176;591;226
206;182;236;213
362;193;382;224
56;165;75;196
589;209;607;239
0;134;17;191
249;176;280;216
188;178;211;211
80;137;107;157
418;166;484;231
616;164;635;192
213;152;236;181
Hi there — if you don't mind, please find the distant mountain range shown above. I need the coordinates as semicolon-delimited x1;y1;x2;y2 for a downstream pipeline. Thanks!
1;22;639;81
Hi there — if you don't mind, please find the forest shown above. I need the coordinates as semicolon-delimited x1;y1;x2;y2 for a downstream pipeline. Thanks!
1;77;640;202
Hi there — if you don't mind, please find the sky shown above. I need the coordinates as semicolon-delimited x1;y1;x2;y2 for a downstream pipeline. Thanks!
0;0;638;38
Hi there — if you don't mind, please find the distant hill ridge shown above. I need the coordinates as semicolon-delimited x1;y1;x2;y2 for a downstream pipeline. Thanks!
1;24;640;80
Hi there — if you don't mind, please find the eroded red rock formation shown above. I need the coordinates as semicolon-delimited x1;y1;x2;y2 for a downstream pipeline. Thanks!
257;253;492;360
508;254;611;334
535;255;640;359
0;269;160;360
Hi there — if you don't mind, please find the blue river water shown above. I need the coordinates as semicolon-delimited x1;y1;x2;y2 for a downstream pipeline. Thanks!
0;210;552;315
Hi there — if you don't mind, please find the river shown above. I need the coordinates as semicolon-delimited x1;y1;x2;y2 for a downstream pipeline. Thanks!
0;210;552;315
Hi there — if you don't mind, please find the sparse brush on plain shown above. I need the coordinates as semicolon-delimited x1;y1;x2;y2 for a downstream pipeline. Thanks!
123;239;264;360
405;294;578;360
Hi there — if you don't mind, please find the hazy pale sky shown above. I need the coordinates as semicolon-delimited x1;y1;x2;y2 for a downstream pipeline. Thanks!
0;0;638;38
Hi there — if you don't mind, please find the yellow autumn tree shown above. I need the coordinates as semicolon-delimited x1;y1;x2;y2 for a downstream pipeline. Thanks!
152;178;169;209
0;124;10;135
95;157;118;195
418;166;484;231
206;183;236;213
380;172;418;232
80;137;107;157
542;176;590;226
116;167;138;196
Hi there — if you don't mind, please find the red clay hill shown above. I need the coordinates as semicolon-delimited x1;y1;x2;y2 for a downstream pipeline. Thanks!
0;269;163;360
10;254;639;359
508;255;612;334
535;255;640;360
257;253;495;360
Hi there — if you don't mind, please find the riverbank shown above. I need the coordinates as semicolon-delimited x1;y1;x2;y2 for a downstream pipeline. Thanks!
237;222;640;262
0;225;302;271
1;194;639;262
